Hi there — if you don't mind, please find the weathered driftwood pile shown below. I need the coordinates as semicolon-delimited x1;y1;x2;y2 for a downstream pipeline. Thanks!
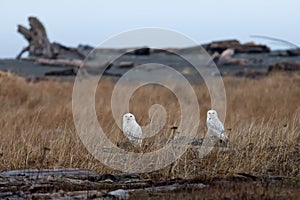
0;168;207;199
1;168;298;199
16;17;267;61
16;16;300;78
202;39;270;54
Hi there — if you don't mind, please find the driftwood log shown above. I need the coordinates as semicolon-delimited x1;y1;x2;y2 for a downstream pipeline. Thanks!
0;168;297;199
35;58;83;67
16;16;91;61
17;17;53;59
202;39;270;54
0;168;207;199
16;16;53;59
268;61;300;72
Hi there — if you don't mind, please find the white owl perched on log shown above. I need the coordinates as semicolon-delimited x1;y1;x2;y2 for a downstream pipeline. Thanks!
206;110;228;143
122;113;143;147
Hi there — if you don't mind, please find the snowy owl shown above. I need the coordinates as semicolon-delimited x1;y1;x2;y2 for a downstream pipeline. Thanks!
206;110;228;142
122;113;143;147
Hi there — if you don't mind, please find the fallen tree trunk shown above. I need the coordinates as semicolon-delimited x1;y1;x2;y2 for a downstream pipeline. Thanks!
35;58;83;67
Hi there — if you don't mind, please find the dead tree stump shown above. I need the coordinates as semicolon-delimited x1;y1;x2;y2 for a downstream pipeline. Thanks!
17;17;53;59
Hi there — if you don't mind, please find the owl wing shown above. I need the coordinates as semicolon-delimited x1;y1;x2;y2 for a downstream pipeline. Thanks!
136;125;143;147
132;123;142;139
214;119;228;141
207;118;227;141
123;123;135;141
130;123;142;147
123;122;142;145
207;118;224;132
214;118;225;133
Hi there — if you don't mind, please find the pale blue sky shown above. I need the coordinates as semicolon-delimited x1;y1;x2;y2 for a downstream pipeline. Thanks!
1;0;299;58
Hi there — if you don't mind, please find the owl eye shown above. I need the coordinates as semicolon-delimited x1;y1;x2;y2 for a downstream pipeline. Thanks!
130;115;132;117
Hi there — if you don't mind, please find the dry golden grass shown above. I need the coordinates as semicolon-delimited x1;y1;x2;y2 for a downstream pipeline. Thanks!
0;72;299;179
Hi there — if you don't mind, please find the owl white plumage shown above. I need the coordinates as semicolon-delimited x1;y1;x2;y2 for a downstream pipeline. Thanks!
206;110;228;142
122;113;143;147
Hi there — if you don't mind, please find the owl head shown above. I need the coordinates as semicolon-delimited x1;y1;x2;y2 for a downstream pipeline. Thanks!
207;109;218;120
123;113;136;122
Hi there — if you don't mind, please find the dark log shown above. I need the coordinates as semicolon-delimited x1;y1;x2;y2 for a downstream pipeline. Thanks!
268;61;300;72
45;68;77;76
287;49;300;56
134;47;150;55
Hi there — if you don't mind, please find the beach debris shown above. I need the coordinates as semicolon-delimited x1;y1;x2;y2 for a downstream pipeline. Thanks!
218;48;247;66
233;68;268;78
45;68;78;76
0;168;209;199
286;49;300;56
108;189;129;199
268;61;300;72
77;44;94;57
220;48;235;58
12;16;300;80
107;183;207;199
0;168;99;178
35;58;83;67
209;51;220;63
16;16;91;60
118;61;134;68
202;39;270;54
209;48;247;66
16;16;53;59
133;47;150;55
